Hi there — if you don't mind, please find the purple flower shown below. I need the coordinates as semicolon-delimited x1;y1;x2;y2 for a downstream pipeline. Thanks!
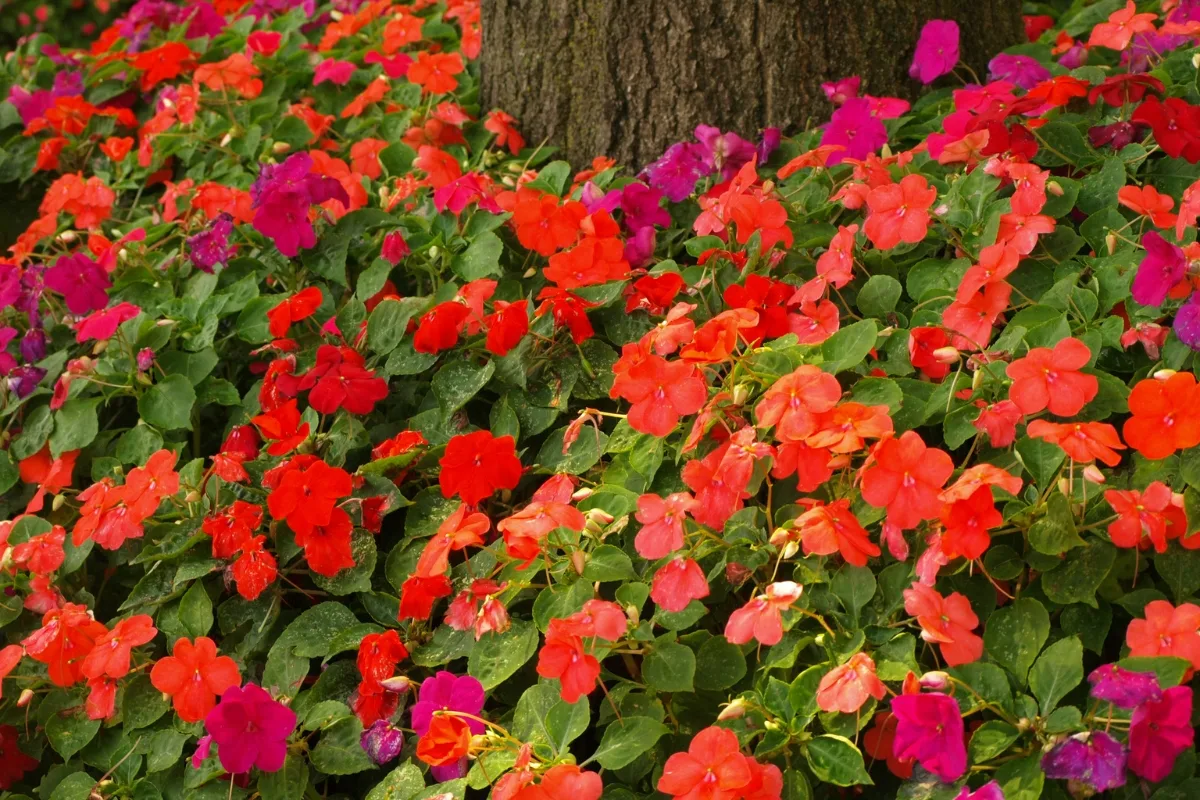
137;348;156;372
204;683;297;775
1175;293;1200;350
0;328;17;375
643;142;710;202
619;183;670;232
821;76;861;105
1130;685;1194;782
20;329;46;363
1133;231;1187;307
1041;731;1127;792
252;153;348;258
757;127;782;164
45;253;111;315
360;720;404;765
821;97;887;165
910;20;960;84
987;54;1051;91
579;182;622;215
0;264;22;310
181;1;227;39
955;781;1004;800
1059;44;1088;70
8;365;45;398
1123;33;1189;74
1170;0;1200;23
1089;121;1147;151
411;672;485;781
1087;664;1162;708
189;214;236;272
244;0;316;22
890;693;966;782
624;227;656;269
694;125;757;181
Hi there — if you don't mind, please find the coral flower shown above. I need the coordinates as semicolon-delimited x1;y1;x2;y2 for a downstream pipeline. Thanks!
791;500;880;566
1123;372;1200;459
816;653;886;713
860;431;954;529
1026;421;1126;466
1105;481;1186;553
650;557;710;613
634;492;696;559
1126;600;1200;677
903;583;982;666
1006;337;1097;417
417;713;474;767
724;582;803;646
754;365;841;441
658;727;751;800
81;614;157;680
150;637;241;723
863;174;937;250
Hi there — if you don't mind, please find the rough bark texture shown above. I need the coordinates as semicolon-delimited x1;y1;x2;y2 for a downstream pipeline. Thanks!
480;0;1025;169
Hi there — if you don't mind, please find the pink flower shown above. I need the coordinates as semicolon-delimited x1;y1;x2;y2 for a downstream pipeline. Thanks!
1133;231;1188;307
1129;685;1194;782
204;683;297;774
890;693;966;782
821;76;860;105
910;20;960;84
821;97;887;165
650;557;709;613
724;582;802;646
74;302;140;343
314;59;356;86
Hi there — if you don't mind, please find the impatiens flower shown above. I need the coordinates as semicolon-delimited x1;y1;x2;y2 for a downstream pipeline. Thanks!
658;727;751;800
251;400;311;457
1133;231;1187;306
1041;731;1127;792
988;53;1051;89
1105;481;1186;553
1027;420;1126;466
863;174;937;250
150;636;241;723
296;345;388;415
816;652;886;713
361;720;405;766
791;499;880;567
650;557;710;613
252;153;349;257
1006;337;1098;417
821;97;887;165
973;399;1023;447
955;782;1004;800
438;431;522;506
21;602;107;686
754;364;841;440
407;51;465;95
231;536;277;601
44;252;111;314
724;582;803;646
939;487;1003;560
1175;293;1200;349
1129;686;1194;782
1089;1;1158;51
1123;372;1200;459
1088;663;1162;708
417;714;473;768
74;302;140;343
822;76;861;105
644;142;710;202
314;59;355;86
610;349;708;436
1126;600;1200;676
890;692;966;782
188;213;236;272
0;725;38;790
81;614;156;680
1120;185;1176;229
267;287;323;338
903;583;982;666
910;20;960;84
267;459;353;536
634;492;696;559
512;764;603;800
399;574;453;621
860;431;954;530
204;683;297;774
412;672;485;780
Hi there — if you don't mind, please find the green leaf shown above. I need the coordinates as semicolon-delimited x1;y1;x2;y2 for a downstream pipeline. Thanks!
1028;493;1084;555
115;425;164;466
856;275;902;318
138;374;196;430
1155;546;1200;602
1042;541;1116;607
693;636;748;691
178;580;213;638
311;718;374;775
514;683;590;753
432;359;495;418
365;762;425;800
1076;156;1125;214
1029;636;1083;714
804;735;873;787
643;641;696;693
588;717;669;769
259;758;310;800
1116;656;1192;688
50;398;99;456
121;674;169;729
969;721;1020;763
50;773;96;800
582;544;635;582
379;143;417;177
526;161;570;195
984;597;1050;682
0;449;17;495
468;619;539;690
821;320;877;374
831;564;876;625
367;296;426;356
451;230;504;280
996;754;1045;800
537;425;607;475
47;709;101;759
1015;437;1065;487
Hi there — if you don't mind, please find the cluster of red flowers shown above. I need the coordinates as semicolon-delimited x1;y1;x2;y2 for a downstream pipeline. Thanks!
74;449;180;550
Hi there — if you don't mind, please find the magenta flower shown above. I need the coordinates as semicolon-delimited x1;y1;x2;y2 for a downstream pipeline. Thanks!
625;227;656;269
0;264;21;310
137;348;155;372
910;19;960;84
360;720;404;765
643;142;710;202
181;1;227;38
411;671;485;780
74;302;141;344
821;97;887;165
619;183;670;232
381;230;410;264
204;683;297;775
1087;664;1161;708
890;693;966;782
21;328;46;362
252;153;348;258
8;365;46;399
1059;43;1088;69
988;54;1051;91
694;125;756;181
955;781;1004;800
1129;685;1194;782
0;327;17;375
1041;731;1127;792
45;253;111;315
1089;121;1147;151
866;95;911;120
1133;231;1187;307
188;214;236;272
821;76;861;105
314;59;356;86
757;127;782;163
1175;293;1200;350
580;182;622;215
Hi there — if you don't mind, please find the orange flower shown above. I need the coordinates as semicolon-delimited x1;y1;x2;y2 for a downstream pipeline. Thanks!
132;42;196;91
149;637;241;723
939;487;1002;560
99;136;134;163
806;402;893;453
1118;184;1177;228
862;174;936;250
903;582;982;666
1026;420;1126;466
816;652;886;713
791;499;881;566
1006;337;1097;417
341;77;390;119
1105;481;1187;553
407;51;464;95
18;445;78;514
754;365;841;441
1126;600;1200;678
860;431;954;530
1123;372;1200;459
194;53;263;99
416;714;473;766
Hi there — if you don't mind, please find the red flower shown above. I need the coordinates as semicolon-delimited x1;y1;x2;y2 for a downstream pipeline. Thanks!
724;582;803;646
413;301;471;353
484;110;526;155
132;42;196;90
754;365;841;440
512;189;587;255
634;492;695;559
1132;96;1200;163
940;487;1003;560
399;574;453;620
149;636;241;723
231;536;277;600
251;399;311;456
863;712;914;779
295;507;356;577
1026;420;1126;466
511;765;603;800
1123;372;1200;459
407;51;465;95
907;327;953;380
267;459;353;535
267;287;323;338
625;272;683;314
17;445;77;514
959;243;1020;301
81;614;157;680
973;399;1023;447
438;431;522;506
202;500;263;559
860;431;954;529
21;603;108;686
610;349;708;436
792;499;880;566
650;557;710;613
11;525;66;575
535;287;596;343
446;579;512;639
658;727;751;800
1006;337;1098;417
863;174;936;250
499;501;585;567
297;345;389;415
417;503;491;576
484;300;530;356
86;675;118;720
903;582;983;666
537;623;601;703
0;725;38;790
1105;481;1187;553
358;630;408;688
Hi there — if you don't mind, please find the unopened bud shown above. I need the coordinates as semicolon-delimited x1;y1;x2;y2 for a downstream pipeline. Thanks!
379;675;412;693
919;671;950;691
184;490;201;503
1105;232;1118;255
763;719;782;732
933;203;950;216
1082;465;1106;484
768;527;791;546
17;689;33;707
272;141;291;154
428;245;440;259
1193;52;1200;68
718;698;747;720
469;734;488;750
972;366;985;393
1057;477;1071;496
828;454;851;469
92;340;108;356
880;143;893;158
1171;491;1186;509
624;604;639;625
1153;368;1178;380
57;230;77;244
570;486;594;502
781;540;800;559
571;550;586;575
1046;180;1064;197
731;384;751;406
52;493;67;511
931;346;960;364
1016;717;1033;732
523;266;537;278
586;509;614;526
220;132;233;148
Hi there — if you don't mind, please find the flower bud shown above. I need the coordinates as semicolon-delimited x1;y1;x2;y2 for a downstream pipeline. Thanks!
1193;52;1200;69
624;604;640;625
57;230;77;244
137;348;155;372
919;671;950;691
931;346;960;364
92;340;108;356
380;675;412;693
220;132;233;147
360;720;404;765
933;202;950;216
428;245;440;259
1046;180;1064;197
523;266;537;278
570;486;594;502
1016;717;1032;732
1105;232;1118;255
1153;368;1178;381
17;689;33;707
571;550;586;575
731;384;752;406
271;140;291;154
781;540;800;559
1082;465;1106;484
718;698;747;720
52;493;68;512
1057;477;1071;497
382;230;410;264
1172;491;1186;509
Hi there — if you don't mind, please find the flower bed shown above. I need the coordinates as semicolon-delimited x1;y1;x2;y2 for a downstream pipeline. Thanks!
2;1;1200;799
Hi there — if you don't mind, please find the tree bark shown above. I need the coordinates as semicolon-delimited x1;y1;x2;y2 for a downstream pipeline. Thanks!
480;0;1025;169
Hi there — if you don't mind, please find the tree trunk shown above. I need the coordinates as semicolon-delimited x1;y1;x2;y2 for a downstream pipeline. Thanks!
480;0;1024;169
